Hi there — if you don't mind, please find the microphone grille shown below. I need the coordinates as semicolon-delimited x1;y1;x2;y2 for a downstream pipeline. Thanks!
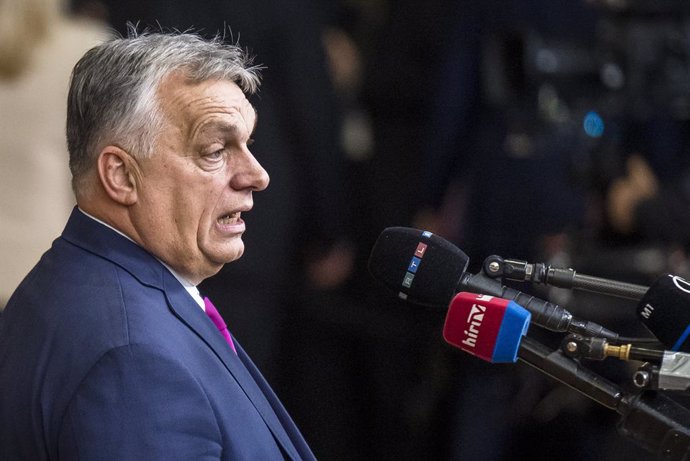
638;273;690;351
368;227;469;307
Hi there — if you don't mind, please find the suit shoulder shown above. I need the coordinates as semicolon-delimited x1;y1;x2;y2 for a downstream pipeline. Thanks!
7;237;165;350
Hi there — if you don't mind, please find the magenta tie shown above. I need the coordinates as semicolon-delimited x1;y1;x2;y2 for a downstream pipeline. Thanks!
203;297;237;354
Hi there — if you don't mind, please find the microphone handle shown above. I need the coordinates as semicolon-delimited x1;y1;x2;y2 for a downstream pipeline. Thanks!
520;335;690;460
501;259;648;300
461;272;619;340
518;336;624;410
461;272;571;332
617;391;690;461
545;268;649;301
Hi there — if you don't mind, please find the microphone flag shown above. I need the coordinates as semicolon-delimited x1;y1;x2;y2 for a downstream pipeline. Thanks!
444;292;531;363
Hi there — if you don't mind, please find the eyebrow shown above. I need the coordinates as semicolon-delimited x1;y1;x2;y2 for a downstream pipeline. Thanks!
194;107;258;142
251;108;258;136
249;106;259;138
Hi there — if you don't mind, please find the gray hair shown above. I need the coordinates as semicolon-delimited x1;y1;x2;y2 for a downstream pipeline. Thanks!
67;29;261;194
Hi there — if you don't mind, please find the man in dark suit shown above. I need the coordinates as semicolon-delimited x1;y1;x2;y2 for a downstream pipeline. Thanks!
0;31;315;460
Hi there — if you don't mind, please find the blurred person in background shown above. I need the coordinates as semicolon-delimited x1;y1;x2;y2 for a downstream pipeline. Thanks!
0;0;106;308
607;149;690;260
597;4;690;262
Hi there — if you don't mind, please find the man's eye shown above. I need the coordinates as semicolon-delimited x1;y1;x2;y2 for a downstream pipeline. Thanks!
205;149;225;161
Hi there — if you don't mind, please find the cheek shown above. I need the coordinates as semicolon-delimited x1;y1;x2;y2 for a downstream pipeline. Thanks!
149;164;226;230
195;181;227;223
139;186;172;222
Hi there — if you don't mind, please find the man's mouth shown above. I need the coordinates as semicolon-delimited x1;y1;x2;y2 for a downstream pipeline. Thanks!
218;212;241;225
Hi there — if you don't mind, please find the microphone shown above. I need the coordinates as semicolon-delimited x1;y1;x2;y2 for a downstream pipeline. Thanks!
368;230;690;458
448;309;690;459
443;292;530;363
637;274;690;352
368;227;468;308
368;227;619;340
369;229;690;458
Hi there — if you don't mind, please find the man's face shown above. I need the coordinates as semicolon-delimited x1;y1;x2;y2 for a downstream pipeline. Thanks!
130;75;269;284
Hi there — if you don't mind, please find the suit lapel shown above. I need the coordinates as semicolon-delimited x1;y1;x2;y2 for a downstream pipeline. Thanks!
62;209;303;460
236;342;316;461
163;276;301;461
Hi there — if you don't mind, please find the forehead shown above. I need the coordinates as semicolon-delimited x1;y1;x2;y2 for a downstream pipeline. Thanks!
158;74;256;135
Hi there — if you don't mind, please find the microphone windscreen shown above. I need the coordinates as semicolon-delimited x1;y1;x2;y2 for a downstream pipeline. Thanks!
638;274;690;351
368;227;470;307
443;292;530;363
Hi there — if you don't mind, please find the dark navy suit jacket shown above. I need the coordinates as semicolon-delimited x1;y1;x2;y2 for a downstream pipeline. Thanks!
0;208;315;460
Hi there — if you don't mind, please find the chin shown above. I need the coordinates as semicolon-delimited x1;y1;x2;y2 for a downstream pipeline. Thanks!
217;245;245;264
203;238;245;264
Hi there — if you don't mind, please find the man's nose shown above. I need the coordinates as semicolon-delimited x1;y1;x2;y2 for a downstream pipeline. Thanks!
230;149;269;191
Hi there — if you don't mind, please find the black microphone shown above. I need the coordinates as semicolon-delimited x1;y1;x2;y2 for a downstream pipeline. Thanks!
368;227;619;340
638;274;690;352
368;229;690;458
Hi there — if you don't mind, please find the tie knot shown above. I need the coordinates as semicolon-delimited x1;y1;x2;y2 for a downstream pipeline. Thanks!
204;296;226;330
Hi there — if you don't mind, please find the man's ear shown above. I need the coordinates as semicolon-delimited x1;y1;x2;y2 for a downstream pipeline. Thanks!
97;146;141;206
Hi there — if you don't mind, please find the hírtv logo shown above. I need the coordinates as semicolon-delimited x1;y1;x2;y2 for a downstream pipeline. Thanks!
461;295;492;348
